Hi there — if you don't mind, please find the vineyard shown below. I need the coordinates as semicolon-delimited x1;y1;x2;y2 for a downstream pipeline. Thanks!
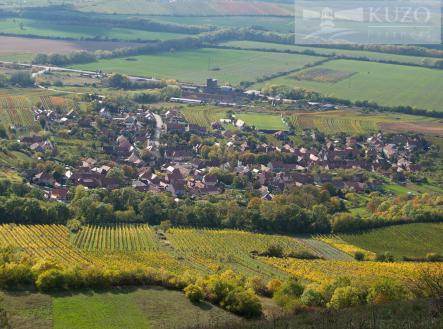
180;106;226;129
0;95;36;129
338;223;443;259
262;257;443;285
316;235;376;260
0;224;90;265
165;228;318;278
288;111;378;135
0;223;442;285
72;224;160;251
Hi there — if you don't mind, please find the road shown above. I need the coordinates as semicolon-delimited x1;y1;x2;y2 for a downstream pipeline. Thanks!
153;113;163;146
0;60;161;82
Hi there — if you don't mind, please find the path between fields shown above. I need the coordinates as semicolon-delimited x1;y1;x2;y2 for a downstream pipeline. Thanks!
300;238;354;261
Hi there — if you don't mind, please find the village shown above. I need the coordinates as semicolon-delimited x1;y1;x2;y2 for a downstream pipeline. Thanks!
16;78;429;203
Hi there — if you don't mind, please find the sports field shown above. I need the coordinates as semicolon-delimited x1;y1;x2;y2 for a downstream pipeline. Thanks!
71;48;322;85
258;60;443;111
236;112;288;131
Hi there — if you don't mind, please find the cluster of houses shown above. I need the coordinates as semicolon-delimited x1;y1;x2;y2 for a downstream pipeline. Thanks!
18;92;427;202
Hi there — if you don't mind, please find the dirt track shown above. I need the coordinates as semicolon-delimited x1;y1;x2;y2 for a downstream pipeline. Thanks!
0;36;141;54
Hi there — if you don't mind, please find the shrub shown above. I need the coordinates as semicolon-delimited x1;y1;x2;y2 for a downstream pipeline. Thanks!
222;287;262;318
266;278;282;296
367;279;408;304
354;251;365;261
184;284;204;303
260;244;284;257
376;252;395;262
273;277;305;307
327;286;365;309
246;276;270;297
0;263;34;288
300;287;324;307
426;253;443;262
36;269;66;291
319;277;352;302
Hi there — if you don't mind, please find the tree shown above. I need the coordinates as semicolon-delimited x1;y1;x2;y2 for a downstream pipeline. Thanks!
9;71;34;87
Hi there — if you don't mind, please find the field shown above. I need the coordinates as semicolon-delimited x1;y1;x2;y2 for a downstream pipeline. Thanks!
0;18;189;42
149;15;295;32
287;109;443;135
71;48;323;85
0;94;38;130
236;112;288;131
338;223;443;259
1;287;239;329
0;36;141;57
221;41;440;66
0;150;34;167
179;105;227;129
257;60;443;111
0;223;441;288
263;257;443;285
73;224;160;251
71;0;294;16
165;228;317;278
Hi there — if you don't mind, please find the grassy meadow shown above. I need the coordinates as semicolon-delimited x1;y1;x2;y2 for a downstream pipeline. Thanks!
257;59;443;111
1;288;239;329
71;48;322;85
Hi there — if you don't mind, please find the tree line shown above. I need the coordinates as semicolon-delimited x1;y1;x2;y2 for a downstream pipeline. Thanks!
1;179;442;236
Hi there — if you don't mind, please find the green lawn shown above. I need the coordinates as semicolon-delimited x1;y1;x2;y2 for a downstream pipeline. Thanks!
236;112;288;131
71;48;322;85
339;223;443;259
256;59;443;111
0;18;189;41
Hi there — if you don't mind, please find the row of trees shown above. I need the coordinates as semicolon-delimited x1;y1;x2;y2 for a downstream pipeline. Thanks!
1;178;442;235
263;84;443;118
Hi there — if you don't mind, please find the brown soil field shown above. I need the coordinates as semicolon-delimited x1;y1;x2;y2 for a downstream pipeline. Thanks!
0;36;141;54
380;122;443;137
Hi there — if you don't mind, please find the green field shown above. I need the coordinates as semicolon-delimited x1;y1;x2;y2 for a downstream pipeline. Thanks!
221;41;440;66
339;223;443;259
148;15;295;32
257;59;443;111
236;112;287;131
71;48;322;85
0;18;189;41
1;287;239;329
